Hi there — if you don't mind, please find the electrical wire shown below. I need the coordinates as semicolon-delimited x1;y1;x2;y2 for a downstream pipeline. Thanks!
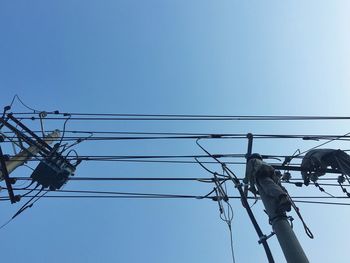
58;114;71;152
4;130;350;141
9;95;40;113
1;193;348;207
11;112;350;121
195;139;275;263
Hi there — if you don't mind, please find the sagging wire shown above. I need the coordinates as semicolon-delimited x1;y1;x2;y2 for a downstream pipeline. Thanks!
195;155;236;262
0;186;47;231
195;138;275;263
220;165;236;263
7;95;61;117
20;183;40;197
13;177;36;189
299;130;350;156
286;191;314;239
62;132;93;153
209;171;235;263
58;114;72;153
194;158;231;201
9;95;40;113
194;158;228;178
263;150;315;239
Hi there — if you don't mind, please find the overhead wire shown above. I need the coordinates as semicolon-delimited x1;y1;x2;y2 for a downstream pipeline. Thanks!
4;130;350;142
11;112;350;121
9;176;345;183
195;138;275;263
4;104;350;246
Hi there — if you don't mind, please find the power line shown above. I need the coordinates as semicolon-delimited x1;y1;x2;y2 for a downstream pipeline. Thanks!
5;186;350;199
10;176;343;182
1;194;349;206
12;176;219;182
4;130;350;140
12;112;350;121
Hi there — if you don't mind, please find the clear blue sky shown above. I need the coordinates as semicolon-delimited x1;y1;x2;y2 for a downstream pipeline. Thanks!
1;1;350;263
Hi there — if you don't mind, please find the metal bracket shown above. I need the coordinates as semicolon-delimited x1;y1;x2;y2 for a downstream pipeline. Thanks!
0;145;18;203
243;133;254;198
258;232;276;244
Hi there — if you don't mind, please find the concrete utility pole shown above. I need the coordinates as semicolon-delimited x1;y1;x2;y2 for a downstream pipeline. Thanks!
257;186;309;263
245;134;309;263
0;129;60;180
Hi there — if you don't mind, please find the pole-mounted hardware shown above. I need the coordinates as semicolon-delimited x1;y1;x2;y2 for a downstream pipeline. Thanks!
0;113;78;202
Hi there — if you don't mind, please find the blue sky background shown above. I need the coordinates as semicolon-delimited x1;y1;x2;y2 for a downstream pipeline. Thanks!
1;1;350;262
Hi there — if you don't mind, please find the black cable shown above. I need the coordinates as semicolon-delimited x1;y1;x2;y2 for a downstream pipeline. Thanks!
7;186;350;199
3;134;348;141
20;184;39;197
0;187;44;231
1;191;350;206
299;131;350;156
286;192;314;239
12;116;350;121
284;181;350;187
1;194;211;199
11;187;212;198
283;131;350;168
5;130;350;140
10;176;346;184
216;173;236;263
12;187;44;219
9;95;40;113
62;132;93;153
58;114;71;152
0;158;247;165
12;112;350;121
194;158;228;177
6;153;246;160
293;200;350;206
10;176;224;182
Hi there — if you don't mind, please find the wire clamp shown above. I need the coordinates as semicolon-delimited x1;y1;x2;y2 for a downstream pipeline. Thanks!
258;232;275;244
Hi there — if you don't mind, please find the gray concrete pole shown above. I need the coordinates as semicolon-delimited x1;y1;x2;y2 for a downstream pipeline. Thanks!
257;185;309;263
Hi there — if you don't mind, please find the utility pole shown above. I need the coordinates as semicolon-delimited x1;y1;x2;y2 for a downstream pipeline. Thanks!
257;186;309;263
246;134;309;263
0;130;60;180
0;113;75;201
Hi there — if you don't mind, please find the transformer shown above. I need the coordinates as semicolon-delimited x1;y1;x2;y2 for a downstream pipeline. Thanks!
31;145;76;190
